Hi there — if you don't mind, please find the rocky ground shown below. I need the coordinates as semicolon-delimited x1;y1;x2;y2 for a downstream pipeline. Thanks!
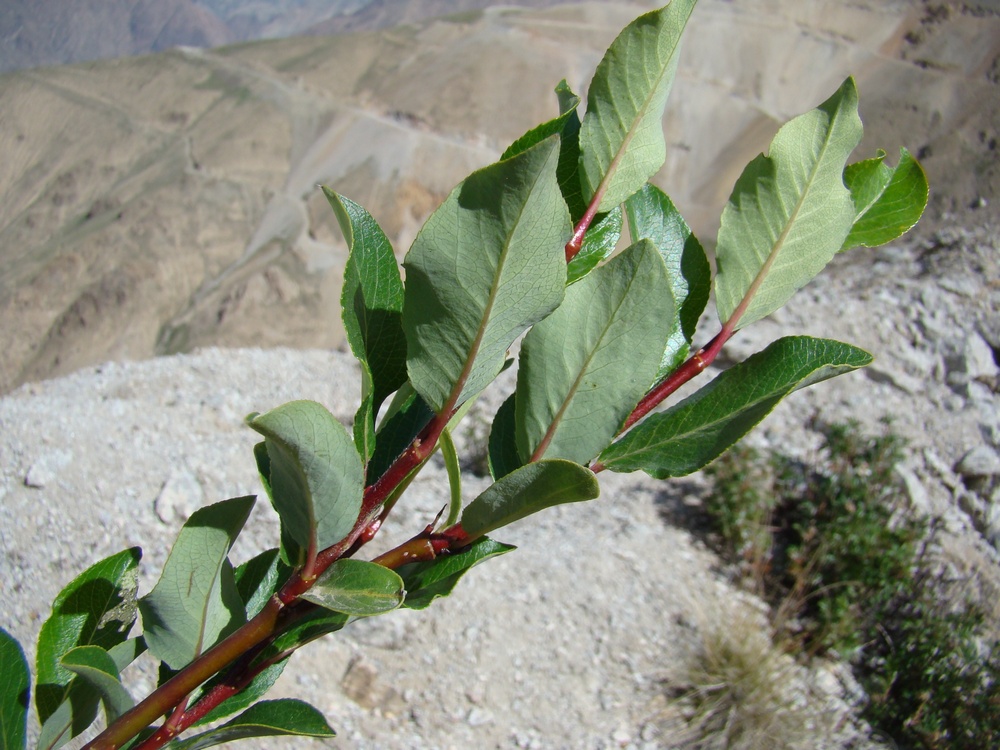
2;214;998;749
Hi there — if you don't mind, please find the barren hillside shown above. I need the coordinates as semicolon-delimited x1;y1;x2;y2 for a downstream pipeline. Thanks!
0;0;997;396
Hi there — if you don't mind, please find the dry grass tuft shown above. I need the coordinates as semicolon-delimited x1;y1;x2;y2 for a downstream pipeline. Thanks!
659;600;821;750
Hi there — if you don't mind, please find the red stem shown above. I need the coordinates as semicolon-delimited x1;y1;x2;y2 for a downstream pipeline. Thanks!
565;203;601;262
622;328;732;431
83;597;283;750
590;326;737;474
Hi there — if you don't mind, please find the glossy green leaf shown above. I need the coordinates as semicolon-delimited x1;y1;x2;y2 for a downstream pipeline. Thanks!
565;207;623;285
599;336;872;478
554;80;586;221
172;700;335;750
327;189;406;407
252;443;303;567
234;548;289;620
35;548;140;749
403;137;570;413
578;0;698;213
841;148;927;251
488;393;521;480
59;647;133;723
248;400;364;554
265;608;349;658
0;628;28;750
461;460;600;538
625;183;710;376
368;383;434;484
501;81;580;161
326;189;407;463
139;497;254;670
516;240;673;465
300;559;404;617
439;428;463;528
504;80;586;220
714;77;863;330
400;537;516;610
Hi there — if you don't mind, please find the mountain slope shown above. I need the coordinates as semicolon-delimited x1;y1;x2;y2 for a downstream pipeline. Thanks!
0;0;607;73
0;0;998;394
0;0;234;72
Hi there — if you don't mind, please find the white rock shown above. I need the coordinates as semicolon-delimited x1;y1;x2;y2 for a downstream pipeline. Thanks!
466;707;494;727
153;468;204;524
955;445;1000;479
896;464;932;516
985;502;1000;549
23;449;73;488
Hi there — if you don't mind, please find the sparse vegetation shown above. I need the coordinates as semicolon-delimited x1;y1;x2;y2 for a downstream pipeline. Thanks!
704;420;1000;749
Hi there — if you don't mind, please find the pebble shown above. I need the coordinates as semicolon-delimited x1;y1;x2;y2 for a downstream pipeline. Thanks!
152;468;203;524
466;707;493;727
23;449;73;488
955;445;1000;479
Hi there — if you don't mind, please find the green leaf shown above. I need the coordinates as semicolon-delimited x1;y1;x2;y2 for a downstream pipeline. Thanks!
554;80;586;221
578;0;698;213
504;80;586;220
327;189;407;407
439;428;463;528
265;609;349;657
190;549;291;725
841;147;927;251
554;78;578;115
325;189;407;463
403;136;570;413
488;393;521;480
35;548;140;749
399;537;515;610
598;336;873;478
299;559;404;617
172;700;335;750
565;207;622;285
516;240;673;465
248;400;364;553
0;628;28;750
59;647;133;724
460;460;600;538
252;443;303;567
625;183;710;376
139;497;254;670
714;77;863;330
234;549;290;620
501;82;580;162
106;638;146;674
192;661;287;727
368;384;434;483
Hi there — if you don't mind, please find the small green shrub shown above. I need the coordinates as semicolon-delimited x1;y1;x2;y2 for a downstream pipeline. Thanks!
704;420;1000;749
772;421;916;655
701;442;777;583
862;571;1000;750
